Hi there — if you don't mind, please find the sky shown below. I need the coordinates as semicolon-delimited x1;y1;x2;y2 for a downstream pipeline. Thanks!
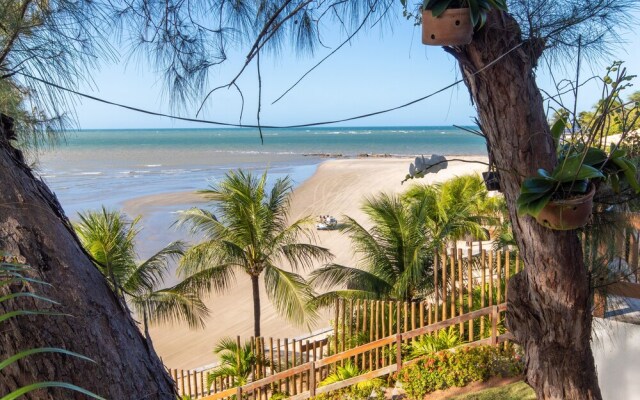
73;6;640;129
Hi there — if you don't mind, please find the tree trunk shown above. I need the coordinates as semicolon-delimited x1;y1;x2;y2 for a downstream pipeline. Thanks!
0;125;175;399
251;275;261;337
446;13;602;399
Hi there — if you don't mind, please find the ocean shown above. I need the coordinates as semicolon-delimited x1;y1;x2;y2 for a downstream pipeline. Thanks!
38;126;486;257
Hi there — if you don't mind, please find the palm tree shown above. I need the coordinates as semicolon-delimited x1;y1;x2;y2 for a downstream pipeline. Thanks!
403;174;495;250
311;192;434;302
207;337;258;388
75;207;208;340
176;170;333;337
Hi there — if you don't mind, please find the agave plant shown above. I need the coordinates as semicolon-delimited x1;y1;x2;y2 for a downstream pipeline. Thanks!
0;256;104;399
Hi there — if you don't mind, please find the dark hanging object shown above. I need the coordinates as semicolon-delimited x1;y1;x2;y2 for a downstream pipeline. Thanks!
482;171;501;191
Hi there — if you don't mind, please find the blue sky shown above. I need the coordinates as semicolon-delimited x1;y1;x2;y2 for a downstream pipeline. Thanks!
75;6;640;129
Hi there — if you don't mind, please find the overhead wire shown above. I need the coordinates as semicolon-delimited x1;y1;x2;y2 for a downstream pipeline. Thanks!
17;41;526;131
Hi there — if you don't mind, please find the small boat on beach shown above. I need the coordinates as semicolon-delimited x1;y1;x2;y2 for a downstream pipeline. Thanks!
316;215;337;230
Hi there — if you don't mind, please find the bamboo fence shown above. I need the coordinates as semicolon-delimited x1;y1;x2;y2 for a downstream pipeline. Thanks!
173;236;640;399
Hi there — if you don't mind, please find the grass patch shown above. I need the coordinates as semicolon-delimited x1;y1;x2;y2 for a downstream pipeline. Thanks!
449;381;536;400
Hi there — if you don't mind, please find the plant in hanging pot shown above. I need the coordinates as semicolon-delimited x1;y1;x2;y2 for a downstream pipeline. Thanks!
419;0;507;46
517;156;602;231
518;62;640;231
517;146;640;230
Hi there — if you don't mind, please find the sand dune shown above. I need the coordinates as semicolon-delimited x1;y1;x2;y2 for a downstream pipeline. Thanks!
127;156;488;370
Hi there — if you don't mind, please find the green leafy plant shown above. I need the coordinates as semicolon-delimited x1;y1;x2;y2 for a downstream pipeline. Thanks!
176;170;333;337
409;327;462;359
516;150;605;218
75;207;209;340
422;0;508;27
396;345;523;400
517;144;640;218
0;256;104;400
315;361;385;400
520;63;640;220
207;337;262;388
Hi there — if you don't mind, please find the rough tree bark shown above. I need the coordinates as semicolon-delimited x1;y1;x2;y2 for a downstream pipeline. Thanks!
0;121;175;399
447;13;602;400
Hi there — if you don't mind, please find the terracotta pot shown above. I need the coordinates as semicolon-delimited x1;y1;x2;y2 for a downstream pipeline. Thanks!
535;184;596;230
421;8;473;46
482;171;501;191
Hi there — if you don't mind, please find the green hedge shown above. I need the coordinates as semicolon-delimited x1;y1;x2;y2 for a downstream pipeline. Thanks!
396;345;523;399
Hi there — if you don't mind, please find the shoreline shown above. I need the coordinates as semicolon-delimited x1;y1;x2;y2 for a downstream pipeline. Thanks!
129;156;488;370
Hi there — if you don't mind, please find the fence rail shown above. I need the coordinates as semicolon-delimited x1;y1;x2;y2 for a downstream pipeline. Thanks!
174;233;640;399
201;303;509;400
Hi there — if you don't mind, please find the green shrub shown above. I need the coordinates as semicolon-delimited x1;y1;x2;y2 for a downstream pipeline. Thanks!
311;361;386;400
269;392;289;400
396;345;523;400
409;327;462;359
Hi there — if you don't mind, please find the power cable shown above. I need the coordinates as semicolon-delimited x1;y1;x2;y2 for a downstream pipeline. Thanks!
18;41;524;130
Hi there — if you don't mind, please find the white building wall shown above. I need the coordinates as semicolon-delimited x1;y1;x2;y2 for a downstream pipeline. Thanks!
592;318;640;400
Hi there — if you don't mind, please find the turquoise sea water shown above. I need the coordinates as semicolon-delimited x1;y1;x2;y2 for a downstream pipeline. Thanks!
58;126;486;155
38;126;486;258
39;126;486;213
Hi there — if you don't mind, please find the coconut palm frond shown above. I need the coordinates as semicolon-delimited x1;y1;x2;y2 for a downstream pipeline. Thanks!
264;265;317;328
75;208;207;335
178;239;246;276
277;243;333;272
311;290;383;309
175;262;238;296
208;337;257;387
309;263;392;294
177;170;330;335
174;207;226;238
131;287;209;329
123;241;185;293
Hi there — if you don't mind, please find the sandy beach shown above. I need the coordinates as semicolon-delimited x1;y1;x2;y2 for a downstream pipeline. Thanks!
125;156;488;369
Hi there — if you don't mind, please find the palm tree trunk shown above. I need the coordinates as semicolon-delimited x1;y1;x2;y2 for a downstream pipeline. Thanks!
0;124;175;399
251;275;261;337
446;12;601;399
143;307;150;342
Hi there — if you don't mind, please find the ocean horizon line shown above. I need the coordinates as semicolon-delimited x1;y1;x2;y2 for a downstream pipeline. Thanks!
62;124;479;132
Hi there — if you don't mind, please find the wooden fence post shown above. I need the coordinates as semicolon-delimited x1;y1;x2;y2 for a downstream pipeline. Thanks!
481;250;486;337
467;247;473;341
284;338;290;394
434;252;439;322
309;362;317;397
491;305;499;345
442;250;447;320
450;249;456;322
236;386;242;399
396;334;403;371
334;298;339;356
488;251;494;307
458;248;464;334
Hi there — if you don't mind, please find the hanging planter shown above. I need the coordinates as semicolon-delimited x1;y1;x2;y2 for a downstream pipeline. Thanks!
517;145;640;231
421;8;473;46
482;171;501;191
535;184;595;230
419;0;508;47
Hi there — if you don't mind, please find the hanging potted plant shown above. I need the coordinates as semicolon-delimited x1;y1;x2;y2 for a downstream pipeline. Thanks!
420;0;507;46
517;145;640;230
518;62;640;230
